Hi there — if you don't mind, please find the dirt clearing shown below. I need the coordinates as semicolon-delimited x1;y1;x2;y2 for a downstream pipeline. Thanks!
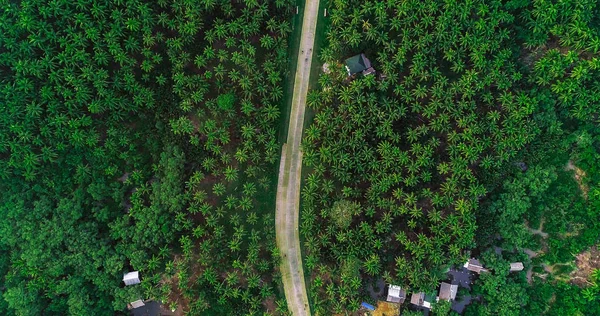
571;246;600;287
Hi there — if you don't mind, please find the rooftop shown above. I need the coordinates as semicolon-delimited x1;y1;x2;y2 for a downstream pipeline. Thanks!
345;53;372;76
386;285;406;303
510;262;524;271
410;292;432;309
123;271;140;286
464;258;487;274
438;282;458;301
131;301;175;316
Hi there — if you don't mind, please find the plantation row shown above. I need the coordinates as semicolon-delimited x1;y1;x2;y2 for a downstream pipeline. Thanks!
301;0;600;314
0;0;294;314
1;0;600;314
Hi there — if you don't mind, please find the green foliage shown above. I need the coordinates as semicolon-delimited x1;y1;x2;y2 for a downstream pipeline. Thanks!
532;282;600;316
2;0;600;313
402;310;425;316
217;93;236;111
0;0;292;313
432;299;452;315
478;165;557;250
302;0;600;313
519;0;600;52
329;199;361;229
470;1;600;312
302;0;540;311
466;251;529;316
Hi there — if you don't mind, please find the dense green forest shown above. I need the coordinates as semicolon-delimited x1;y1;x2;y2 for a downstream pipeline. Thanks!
2;0;600;315
301;0;600;314
0;0;293;314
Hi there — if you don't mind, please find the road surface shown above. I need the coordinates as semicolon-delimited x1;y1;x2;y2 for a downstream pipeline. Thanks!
275;0;320;315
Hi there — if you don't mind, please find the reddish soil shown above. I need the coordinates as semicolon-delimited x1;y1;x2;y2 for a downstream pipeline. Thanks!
571;246;600;287
163;273;189;315
262;296;277;313
188;113;202;132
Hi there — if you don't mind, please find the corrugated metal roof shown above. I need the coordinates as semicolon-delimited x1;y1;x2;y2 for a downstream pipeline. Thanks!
123;271;140;286
130;300;145;309
345;54;372;75
386;285;406;303
510;262;524;271
438;282;458;301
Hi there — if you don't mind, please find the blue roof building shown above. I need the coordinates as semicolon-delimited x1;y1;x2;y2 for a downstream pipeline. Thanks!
361;302;376;311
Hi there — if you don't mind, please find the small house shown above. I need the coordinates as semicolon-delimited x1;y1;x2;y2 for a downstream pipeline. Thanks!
130;300;168;316
345;53;375;76
123;271;140;286
128;300;145;309
410;292;432;309
386;284;406;304
438;282;458;301
464;258;487;274
510;262;524;272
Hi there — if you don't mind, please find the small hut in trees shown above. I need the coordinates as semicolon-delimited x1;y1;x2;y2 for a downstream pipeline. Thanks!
386;285;406;303
510;262;524;272
344;53;375;76
123;271;140;286
410;292;432;309
438;282;458;301
464;258;488;274
128;300;145;309
130;300;167;316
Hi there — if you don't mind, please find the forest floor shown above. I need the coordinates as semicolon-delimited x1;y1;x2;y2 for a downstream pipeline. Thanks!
566;160;589;198
571;246;600;286
527;219;549;238
275;0;320;314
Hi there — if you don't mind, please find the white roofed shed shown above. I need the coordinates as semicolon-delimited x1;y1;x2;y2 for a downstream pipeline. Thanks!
123;271;140;286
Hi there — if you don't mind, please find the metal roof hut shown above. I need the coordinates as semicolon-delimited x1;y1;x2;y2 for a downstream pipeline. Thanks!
438;282;458;301
386;285;406;303
345;53;375;76
464;258;488;274
123;271;140;286
410;292;432;309
128;299;145;309
510;262;524;272
131;301;166;316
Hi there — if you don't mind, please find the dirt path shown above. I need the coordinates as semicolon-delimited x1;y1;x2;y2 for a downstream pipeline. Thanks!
527;219;549;238
566;160;589;198
275;0;320;315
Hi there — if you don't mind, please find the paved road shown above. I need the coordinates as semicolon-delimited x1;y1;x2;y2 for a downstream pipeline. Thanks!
275;0;320;315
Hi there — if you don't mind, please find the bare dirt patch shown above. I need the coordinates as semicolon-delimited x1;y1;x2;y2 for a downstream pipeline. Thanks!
524;248;540;259
570;246;600;287
526;219;549;238
262;296;277;313
566;160;589;198
162;274;188;316
366;278;385;300
373;301;400;316
520;46;547;70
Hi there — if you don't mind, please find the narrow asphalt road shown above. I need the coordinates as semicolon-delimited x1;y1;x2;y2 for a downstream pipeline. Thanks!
275;0;320;315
